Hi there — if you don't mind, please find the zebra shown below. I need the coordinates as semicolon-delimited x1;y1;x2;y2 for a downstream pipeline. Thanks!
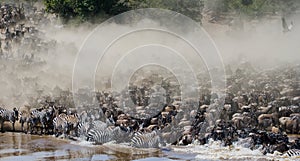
29;109;48;134
79;111;89;123
77;121;91;139
131;130;161;148
112;126;132;143
78;120;109;140
19;110;31;133
0;107;19;132
53;113;68;137
283;149;300;157
87;126;114;144
90;120;107;131
64;113;79;136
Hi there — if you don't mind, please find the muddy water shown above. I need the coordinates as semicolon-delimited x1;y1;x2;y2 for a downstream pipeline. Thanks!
0;132;298;161
0;132;196;161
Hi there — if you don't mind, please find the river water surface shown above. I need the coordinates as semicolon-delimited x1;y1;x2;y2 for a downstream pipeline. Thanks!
0;132;298;161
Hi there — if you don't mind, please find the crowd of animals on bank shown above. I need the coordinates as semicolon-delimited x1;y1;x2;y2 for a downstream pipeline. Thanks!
0;3;56;61
0;3;74;108
0;63;299;157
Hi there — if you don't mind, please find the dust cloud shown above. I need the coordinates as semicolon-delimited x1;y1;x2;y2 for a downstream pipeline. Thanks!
0;5;299;109
204;13;300;70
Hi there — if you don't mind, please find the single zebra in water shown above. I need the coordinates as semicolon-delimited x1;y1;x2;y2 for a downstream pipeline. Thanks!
131;130;161;148
87;126;115;144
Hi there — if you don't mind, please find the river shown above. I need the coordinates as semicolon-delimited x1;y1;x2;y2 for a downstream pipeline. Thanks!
1;132;298;161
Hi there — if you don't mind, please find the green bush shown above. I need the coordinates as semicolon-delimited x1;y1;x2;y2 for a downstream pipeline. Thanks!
43;0;204;23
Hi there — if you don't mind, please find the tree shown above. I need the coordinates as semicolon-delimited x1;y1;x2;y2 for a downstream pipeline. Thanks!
44;0;75;18
43;0;204;24
116;0;204;22
44;0;116;20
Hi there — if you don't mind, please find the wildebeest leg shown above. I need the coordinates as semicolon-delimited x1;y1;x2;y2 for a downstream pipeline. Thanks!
30;123;35;134
26;121;30;133
54;127;59;137
12;122;15;131
292;120;298;134
1;121;4;132
42;123;46;135
21;122;24;132
63;125;68;138
21;121;25;133
75;127;79;137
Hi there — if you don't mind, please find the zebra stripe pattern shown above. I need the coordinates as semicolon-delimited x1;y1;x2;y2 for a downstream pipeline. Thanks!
284;149;300;157
29;109;48;134
0;107;18;132
87;127;114;144
78;120;108;136
64;113;79;136
53;113;68;137
131;130;161;148
77;121;90;138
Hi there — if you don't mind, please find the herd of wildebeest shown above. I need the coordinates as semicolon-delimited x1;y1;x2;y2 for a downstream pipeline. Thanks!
0;63;299;157
0;3;55;61
0;2;299;158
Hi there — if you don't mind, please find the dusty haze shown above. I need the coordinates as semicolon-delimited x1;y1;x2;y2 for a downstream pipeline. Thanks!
0;9;299;108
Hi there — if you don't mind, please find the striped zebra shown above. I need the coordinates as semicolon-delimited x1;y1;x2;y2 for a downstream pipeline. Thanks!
79;111;89;123
90;120;107;130
131;130;161;148
53;113;79;137
284;149;300;157
87;126;114;144
53;113;68;137
29;109;48;134
77;120;108;140
77;121;91;139
19;110;31;133
112;126;132;143
64;113;80;136
0;107;19;132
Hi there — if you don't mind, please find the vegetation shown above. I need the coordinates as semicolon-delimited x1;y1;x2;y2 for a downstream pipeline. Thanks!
42;0;204;23
41;0;300;24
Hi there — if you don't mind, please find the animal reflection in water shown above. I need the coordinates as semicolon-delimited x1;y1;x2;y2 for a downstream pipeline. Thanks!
0;132;164;160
